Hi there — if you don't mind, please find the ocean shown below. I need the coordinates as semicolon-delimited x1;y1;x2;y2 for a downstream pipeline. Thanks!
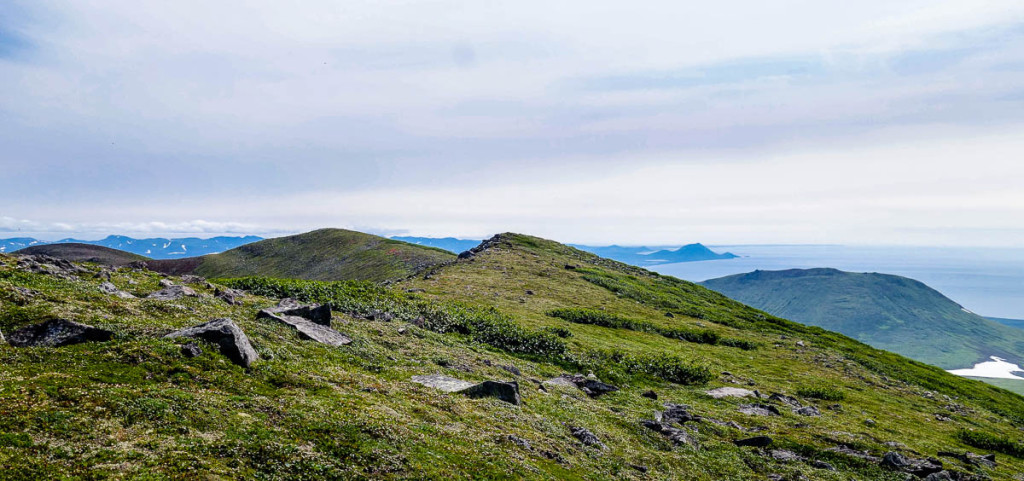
651;245;1024;320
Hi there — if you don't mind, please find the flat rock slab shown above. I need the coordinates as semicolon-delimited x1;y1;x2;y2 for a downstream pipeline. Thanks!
148;285;197;300
165;318;257;368
706;387;756;399
257;309;351;347
8;319;113;348
412;374;521;405
99;281;136;299
263;299;332;327
545;374;619;397
642;420;697;447
738;404;782;416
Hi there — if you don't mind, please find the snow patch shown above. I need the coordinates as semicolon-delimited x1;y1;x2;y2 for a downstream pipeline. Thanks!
948;356;1024;380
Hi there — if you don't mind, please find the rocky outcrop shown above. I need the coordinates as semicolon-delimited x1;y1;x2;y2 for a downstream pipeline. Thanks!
569;426;606;449
15;255;86;279
214;287;244;305
7;319;113;347
257;300;351;347
544;374;619;397
99;281;135;299
147;285;197;301
165;318;257;368
706;387;756;399
411;374;521;405
880;451;943;477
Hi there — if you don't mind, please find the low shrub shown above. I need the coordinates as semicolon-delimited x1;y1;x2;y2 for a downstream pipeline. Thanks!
955;429;1024;458
547;307;753;350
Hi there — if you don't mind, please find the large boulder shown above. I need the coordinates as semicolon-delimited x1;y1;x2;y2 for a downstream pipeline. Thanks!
544;374;619;397
165;318;257;368
148;285;197;301
411;374;521;405
257;301;350;347
7;319;113;347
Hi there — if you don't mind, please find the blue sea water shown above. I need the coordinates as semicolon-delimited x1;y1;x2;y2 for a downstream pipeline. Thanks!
650;245;1024;320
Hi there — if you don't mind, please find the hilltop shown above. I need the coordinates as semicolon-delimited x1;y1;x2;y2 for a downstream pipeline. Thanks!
701;268;1024;372
145;228;455;283
16;243;149;266
1;232;1023;479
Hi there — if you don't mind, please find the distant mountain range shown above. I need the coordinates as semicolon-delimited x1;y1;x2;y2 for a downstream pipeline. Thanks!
701;268;1024;372
391;237;737;266
1;235;263;259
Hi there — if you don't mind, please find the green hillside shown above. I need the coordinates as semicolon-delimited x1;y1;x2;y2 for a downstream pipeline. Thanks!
701;268;1024;370
2;234;1023;479
146;228;455;283
16;243;149;266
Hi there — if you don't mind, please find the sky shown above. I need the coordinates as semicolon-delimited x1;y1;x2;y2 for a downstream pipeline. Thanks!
1;1;1023;246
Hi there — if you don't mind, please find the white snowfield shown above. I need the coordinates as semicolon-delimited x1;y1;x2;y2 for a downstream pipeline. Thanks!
948;356;1024;380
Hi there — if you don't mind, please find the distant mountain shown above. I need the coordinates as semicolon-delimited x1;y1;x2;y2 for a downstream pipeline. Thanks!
16;243;148;266
387;237;736;266
391;236;481;254
2;235;262;259
989;317;1024;331
701;268;1024;370
146;228;455;282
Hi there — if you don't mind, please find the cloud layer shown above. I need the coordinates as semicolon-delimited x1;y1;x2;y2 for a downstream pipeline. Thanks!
1;1;1022;244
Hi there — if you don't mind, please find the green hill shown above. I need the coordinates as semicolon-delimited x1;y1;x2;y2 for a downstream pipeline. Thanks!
701;268;1024;370
145;228;456;283
2;234;1024;479
15;242;149;266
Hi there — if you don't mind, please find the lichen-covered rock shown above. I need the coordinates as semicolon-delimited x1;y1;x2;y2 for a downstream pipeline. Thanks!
7;319;113;348
164;318;257;368
257;302;350;346
544;374;619;397
148;285;197;301
706;387;756;399
642;420;697;447
411;374;521;405
569;426;606;449
99;281;136;299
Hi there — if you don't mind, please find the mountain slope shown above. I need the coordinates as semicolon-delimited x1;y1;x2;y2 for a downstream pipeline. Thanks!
146;228;456;282
16;243;149;265
4;235;262;259
700;268;1024;369
2;234;1024;479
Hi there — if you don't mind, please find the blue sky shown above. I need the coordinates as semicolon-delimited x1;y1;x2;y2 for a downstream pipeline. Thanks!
1;1;1023;246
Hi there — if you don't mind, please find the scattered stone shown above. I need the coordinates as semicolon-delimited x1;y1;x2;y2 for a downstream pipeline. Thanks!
734;436;773;447
662;403;699;424
770;449;803;462
159;279;175;288
215;287;244;305
938;451;996;468
164;318;258;368
147;285;198;300
181;342;203;358
15;255;86;279
411;374;521;405
525;290;535;295
880;451;943;477
99;281;136;299
738;404;782;416
811;460;836;471
95;270;111;281
507;435;532;450
924;472;954;481
569;426;606;449
13;286;38;299
630;464;648;473
397;327;407;335
706;387;756;399
7;319;113;348
664;312;674;318
794;406;821;417
406;288;426;293
828;445;880;463
457;251;475;260
865;418;877;427
796;341;806;347
179;275;207;284
564;264;577;270
544;374;619;397
258;303;351;347
499;364;521;376
935;414;952;422
362;309;395;322
769;393;802;408
642;420;697;447
642;390;658;400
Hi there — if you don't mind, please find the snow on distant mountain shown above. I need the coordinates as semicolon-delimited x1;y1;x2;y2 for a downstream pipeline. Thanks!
1;235;263;259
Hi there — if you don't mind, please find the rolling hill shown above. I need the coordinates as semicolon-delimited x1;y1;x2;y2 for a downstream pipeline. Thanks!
3;235;262;258
145;228;456;282
700;268;1024;370
2;231;1024;479
16;243;149;266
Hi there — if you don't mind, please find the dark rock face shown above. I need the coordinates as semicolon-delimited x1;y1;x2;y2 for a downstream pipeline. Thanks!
461;381;521;405
570;426;606;449
545;374;619;397
457;251;475;260
164;318;257;368
7;319;113;348
662;403;698;424
257;303;351;347
734;436;773;447
181;342;203;358
214;287;244;305
147;285;198;300
642;420;697;447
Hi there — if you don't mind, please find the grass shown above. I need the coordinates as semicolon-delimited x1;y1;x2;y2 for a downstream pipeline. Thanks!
547;307;757;350
2;233;1024;480
796;386;846;401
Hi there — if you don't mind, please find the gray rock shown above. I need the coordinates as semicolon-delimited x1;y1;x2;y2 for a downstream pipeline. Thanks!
214;287;244;305
99;281;136;299
642;420;697;447
924;472;954;481
770;450;803;462
7;319;113;347
734;436;773;447
147;285;197;300
181;342;203;358
544;374;618;397
165;318;257;368
411;374;521;404
179;275;207;284
507;435;531;450
570;426;606;449
257;304;350;347
811;460;836;471
159;279;175;288
662;403;699;424
795;406;821;417
642;390;658;400
738;404;781;416
828;445;880;463
706;387;756;399
769;393;802;408
938;451;997;468
880;451;943;477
